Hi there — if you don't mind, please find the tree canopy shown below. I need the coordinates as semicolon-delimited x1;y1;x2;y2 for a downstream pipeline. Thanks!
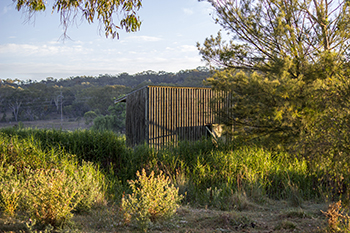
199;0;350;74
198;0;350;164
0;68;211;124
13;0;143;38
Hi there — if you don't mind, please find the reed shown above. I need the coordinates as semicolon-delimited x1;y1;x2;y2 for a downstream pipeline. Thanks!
1;126;349;215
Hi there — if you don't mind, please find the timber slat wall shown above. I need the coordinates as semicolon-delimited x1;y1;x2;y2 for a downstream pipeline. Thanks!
125;85;221;147
125;87;147;146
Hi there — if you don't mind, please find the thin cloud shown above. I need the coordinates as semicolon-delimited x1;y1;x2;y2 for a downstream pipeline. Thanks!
1;5;11;15
0;45;207;80
183;8;194;15
126;35;163;42
164;45;197;53
180;45;197;52
0;42;93;57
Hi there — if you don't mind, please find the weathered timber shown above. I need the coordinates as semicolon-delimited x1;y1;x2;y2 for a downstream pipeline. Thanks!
116;85;226;147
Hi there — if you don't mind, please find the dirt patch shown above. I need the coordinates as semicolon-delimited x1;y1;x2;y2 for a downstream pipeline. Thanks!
0;194;330;232
69;200;328;233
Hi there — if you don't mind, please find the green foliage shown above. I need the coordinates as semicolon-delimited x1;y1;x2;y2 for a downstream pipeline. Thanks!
92;102;126;133
72;161;106;212
123;139;326;208
206;69;305;149
121;169;183;231
0;165;22;217
0;69;210;122
22;168;82;227
14;0;142;39
2;127;349;211
84;110;98;126
201;0;350;72
79;85;127;115
202;67;350;203
0;132;106;229
296;76;350;184
199;0;350;199
0;128;128;177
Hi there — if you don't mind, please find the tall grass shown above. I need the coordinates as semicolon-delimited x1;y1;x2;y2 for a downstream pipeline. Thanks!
142;140;348;209
151;144;314;209
0;127;132;180
0;132;106;229
1;126;349;213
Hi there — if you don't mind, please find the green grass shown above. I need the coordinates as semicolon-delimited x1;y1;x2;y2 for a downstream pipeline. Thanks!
0;131;107;229
0;126;349;231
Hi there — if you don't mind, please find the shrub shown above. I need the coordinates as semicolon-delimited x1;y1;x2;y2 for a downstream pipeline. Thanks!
71;161;106;212
22;168;83;228
322;201;350;233
121;169;183;232
0;165;22;217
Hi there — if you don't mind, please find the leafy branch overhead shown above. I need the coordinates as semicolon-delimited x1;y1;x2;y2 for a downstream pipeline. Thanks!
13;0;143;38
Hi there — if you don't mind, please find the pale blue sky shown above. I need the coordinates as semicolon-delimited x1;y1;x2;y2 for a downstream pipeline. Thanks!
0;0;222;81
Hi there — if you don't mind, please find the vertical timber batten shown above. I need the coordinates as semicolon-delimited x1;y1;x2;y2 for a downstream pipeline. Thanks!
145;86;149;145
121;85;224;147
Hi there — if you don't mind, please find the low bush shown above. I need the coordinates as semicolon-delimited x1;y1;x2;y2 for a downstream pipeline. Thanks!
121;169;183;232
322;201;350;233
23;168;82;227
0;133;107;229
72;161;106;212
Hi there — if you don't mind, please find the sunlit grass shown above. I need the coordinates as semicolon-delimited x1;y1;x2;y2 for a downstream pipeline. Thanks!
0;126;349;231
0;131;107;230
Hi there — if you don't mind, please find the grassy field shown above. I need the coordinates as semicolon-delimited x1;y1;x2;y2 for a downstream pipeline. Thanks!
0;127;348;232
0;119;90;131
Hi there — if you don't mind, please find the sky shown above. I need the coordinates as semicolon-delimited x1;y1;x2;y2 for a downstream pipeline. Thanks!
0;0;223;81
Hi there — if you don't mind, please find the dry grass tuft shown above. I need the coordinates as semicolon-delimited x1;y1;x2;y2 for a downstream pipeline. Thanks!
229;191;256;211
281;208;312;219
321;201;350;232
274;219;297;230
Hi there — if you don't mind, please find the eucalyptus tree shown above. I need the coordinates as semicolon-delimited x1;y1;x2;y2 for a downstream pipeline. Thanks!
23;83;52;120
198;0;350;156
6;87;23;122
0;84;17;122
13;0;142;38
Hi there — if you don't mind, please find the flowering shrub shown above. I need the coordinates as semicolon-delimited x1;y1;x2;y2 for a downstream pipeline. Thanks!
23;168;83;227
121;169;183;231
0;133;107;229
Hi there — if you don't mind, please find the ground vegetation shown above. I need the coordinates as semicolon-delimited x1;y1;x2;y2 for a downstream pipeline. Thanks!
0;128;349;232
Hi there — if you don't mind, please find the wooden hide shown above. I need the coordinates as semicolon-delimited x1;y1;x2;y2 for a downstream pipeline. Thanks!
120;85;225;147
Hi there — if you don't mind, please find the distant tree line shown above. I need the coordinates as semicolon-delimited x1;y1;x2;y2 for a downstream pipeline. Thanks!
0;67;212;132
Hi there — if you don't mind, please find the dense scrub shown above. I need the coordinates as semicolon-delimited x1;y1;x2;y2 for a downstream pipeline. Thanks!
0;127;349;231
0;131;106;229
